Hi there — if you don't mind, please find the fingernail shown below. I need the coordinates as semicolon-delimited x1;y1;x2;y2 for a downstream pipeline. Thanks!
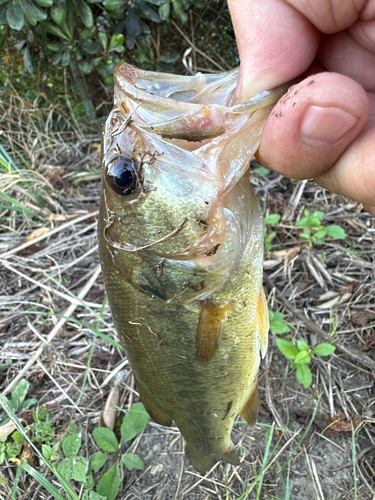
301;105;358;147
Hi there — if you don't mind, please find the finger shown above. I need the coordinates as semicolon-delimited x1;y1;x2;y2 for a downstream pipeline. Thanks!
314;99;375;207
257;72;369;179
228;0;319;99
318;31;375;92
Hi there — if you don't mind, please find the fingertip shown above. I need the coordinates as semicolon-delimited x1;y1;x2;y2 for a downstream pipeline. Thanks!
257;73;369;179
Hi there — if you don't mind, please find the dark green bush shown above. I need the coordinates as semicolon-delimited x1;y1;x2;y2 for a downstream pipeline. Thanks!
0;0;205;116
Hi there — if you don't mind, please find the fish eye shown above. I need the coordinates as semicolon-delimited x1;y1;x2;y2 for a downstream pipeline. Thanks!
107;159;138;196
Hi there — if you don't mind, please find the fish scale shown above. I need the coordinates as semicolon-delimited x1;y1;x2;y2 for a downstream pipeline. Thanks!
99;63;285;473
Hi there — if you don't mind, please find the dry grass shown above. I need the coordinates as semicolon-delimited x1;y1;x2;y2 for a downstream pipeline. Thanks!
1;63;375;500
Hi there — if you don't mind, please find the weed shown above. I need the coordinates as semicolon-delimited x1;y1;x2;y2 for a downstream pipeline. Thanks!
276;339;336;388
295;209;347;248
264;213;281;251
268;310;291;334
0;394;149;500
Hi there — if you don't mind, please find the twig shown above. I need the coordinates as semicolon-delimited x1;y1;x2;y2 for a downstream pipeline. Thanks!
171;20;225;72
264;275;375;370
2;264;102;396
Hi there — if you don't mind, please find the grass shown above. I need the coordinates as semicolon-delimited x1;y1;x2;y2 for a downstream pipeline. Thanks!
1;42;375;500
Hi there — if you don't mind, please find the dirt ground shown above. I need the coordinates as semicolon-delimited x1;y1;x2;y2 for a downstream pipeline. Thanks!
0;70;375;500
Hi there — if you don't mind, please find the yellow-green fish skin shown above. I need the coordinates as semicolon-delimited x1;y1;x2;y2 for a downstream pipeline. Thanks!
99;64;278;473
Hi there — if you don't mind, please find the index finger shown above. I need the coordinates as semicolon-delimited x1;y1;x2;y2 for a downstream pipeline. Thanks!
228;0;319;100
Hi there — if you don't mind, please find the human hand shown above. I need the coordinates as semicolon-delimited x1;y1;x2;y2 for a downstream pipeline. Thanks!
228;0;375;216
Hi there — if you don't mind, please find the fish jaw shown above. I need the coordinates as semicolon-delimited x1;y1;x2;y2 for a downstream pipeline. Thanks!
99;62;281;473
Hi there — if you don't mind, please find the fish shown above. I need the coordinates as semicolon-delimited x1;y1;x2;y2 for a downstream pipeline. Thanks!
98;63;287;474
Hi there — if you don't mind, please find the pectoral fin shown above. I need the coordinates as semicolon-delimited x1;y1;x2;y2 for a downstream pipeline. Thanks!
239;378;258;428
196;299;232;366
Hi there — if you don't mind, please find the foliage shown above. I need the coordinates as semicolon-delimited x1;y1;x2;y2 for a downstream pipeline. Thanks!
295;209;347;248
0;0;205;115
0;395;149;500
0;379;36;427
268;310;291;334
264;213;281;251
276;338;336;388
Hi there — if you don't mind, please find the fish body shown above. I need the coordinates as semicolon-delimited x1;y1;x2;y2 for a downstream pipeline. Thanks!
99;64;284;473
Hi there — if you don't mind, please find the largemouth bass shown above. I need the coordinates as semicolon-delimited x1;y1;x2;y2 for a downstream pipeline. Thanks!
98;63;286;473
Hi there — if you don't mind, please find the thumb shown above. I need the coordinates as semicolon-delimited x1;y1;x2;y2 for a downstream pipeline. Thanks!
257;72;369;180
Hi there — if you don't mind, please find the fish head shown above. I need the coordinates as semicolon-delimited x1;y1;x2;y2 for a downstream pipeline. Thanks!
99;63;284;304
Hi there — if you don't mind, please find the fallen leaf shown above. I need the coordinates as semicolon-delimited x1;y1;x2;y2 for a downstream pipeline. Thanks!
26;227;50;241
100;386;120;430
351;311;375;327
272;246;301;260
363;333;375;351
20;444;34;466
48;213;80;222
0;421;16;440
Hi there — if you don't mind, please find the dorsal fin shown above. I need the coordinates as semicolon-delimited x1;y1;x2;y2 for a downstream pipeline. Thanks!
257;286;269;358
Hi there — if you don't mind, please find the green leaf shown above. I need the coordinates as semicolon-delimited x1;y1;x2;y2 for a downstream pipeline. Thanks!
109;33;124;51
120;403;149;443
269;320;291;334
89;451;108;472
158;51;179;63
83;491;107;500
172;0;187;23
264;213;281;225
294;350;311;365
97;463;121;500
295;217;309;227
102;0;123;10
93;427;119;453
20;398;36;410
137;2;160;22
19;0;47;25
275;339;299;360
254;166;270;177
324;225;347;239
310;211;324;220
51;3;66;24
12;431;24;444
11;379;30;407
34;0;52;6
6;443;22;458
57;457;73;480
296;364;312;388
6;0;24;31
71;456;87;482
40;20;70;40
81;25;95;38
296;339;309;352
98;31;107;51
122;453;144;471
83;474;94;489
62;432;82;457
75;0;93;27
158;1;170;20
311;343;336;356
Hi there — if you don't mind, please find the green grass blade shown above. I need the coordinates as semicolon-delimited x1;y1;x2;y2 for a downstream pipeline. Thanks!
0;142;20;172
0;400;78;500
10;465;22;500
21;462;68;500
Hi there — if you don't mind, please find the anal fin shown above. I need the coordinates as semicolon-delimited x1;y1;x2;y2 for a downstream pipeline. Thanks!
239;378;258;428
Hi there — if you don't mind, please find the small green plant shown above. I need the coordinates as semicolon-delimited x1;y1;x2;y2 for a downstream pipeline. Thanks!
264;213;281;251
276;338;336;388
269;310;291;334
295;210;347;248
254;166;270;177
0;379;36;427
